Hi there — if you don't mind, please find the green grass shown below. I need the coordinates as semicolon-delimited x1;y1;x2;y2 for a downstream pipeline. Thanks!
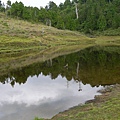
96;28;120;36
34;117;44;120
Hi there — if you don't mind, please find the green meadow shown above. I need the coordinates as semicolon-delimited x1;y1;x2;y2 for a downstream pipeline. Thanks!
0;12;120;120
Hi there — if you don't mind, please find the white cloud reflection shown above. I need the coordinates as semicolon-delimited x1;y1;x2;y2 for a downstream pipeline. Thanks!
0;73;103;120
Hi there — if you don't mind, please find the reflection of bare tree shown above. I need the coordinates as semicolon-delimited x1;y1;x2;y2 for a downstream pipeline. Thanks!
47;58;53;67
67;80;69;88
78;81;82;91
64;63;68;69
76;62;82;91
76;62;79;78
50;58;52;66
11;79;15;87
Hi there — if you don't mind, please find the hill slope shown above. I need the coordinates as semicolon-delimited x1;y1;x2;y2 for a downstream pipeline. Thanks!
0;12;120;75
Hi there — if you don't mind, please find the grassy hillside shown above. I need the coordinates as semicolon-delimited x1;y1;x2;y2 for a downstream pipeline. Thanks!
0;12;120;74
0;12;120;120
0;13;92;58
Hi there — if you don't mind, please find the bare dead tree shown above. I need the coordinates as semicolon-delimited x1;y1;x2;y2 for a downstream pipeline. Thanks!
46;19;51;28
74;2;79;19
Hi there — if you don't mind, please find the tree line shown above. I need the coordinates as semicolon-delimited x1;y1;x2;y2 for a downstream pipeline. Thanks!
0;0;120;33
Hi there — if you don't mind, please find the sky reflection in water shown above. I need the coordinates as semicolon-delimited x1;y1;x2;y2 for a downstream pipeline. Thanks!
1;46;119;120
0;73;102;120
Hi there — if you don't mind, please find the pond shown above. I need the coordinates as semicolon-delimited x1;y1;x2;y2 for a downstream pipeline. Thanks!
0;46;120;120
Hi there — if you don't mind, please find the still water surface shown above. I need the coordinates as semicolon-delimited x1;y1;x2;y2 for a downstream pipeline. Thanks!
0;46;120;120
0;75;102;120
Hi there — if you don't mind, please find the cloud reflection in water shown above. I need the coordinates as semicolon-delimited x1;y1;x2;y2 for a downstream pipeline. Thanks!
0;73;102;120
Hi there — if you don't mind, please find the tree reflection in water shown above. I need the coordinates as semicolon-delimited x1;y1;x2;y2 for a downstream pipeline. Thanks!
0;46;120;87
